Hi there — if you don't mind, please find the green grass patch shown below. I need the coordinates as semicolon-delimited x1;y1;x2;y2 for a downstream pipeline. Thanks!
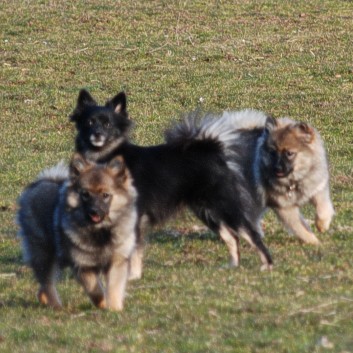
1;0;352;352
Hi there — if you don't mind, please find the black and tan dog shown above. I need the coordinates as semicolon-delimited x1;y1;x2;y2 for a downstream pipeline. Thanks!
17;154;137;311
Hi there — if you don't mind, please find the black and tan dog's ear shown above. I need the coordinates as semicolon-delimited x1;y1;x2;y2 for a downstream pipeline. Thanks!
105;92;127;114
107;156;129;183
294;122;315;144
108;156;125;174
70;89;97;121
70;153;92;177
77;89;97;107
265;115;277;131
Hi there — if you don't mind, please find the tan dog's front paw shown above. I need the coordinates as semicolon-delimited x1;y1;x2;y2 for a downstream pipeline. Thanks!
316;216;332;233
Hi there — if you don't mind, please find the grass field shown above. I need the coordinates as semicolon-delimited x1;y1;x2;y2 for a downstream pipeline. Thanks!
1;1;353;352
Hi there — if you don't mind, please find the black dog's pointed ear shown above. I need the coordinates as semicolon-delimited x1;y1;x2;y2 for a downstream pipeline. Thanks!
105;92;127;114
76;89;97;108
265;115;277;131
70;89;97;122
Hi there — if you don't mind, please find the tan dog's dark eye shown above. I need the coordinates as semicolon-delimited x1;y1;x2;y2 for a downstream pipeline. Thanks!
102;193;111;200
285;150;296;159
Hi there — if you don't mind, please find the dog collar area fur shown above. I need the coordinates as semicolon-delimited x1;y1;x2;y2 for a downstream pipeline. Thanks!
286;183;297;198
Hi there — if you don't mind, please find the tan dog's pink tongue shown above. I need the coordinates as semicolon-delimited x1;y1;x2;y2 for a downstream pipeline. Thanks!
90;214;102;223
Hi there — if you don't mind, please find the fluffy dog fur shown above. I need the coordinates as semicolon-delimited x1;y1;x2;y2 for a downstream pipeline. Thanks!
70;90;274;278
71;90;334;278
173;110;334;245
17;154;137;311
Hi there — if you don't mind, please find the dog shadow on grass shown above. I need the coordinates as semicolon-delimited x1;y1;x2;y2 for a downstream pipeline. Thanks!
148;228;220;244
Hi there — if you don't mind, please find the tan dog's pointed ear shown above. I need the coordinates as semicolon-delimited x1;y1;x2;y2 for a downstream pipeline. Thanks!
107;156;127;179
265;116;277;131
294;122;315;144
70;153;92;177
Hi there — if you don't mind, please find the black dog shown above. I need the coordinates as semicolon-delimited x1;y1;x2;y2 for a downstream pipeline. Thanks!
71;90;131;162
70;90;273;278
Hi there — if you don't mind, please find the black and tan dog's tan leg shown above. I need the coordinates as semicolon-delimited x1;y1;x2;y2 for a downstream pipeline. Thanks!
219;224;240;268
238;226;273;271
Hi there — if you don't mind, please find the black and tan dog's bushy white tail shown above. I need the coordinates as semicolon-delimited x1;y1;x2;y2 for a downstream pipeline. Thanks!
165;109;268;148
165;109;269;178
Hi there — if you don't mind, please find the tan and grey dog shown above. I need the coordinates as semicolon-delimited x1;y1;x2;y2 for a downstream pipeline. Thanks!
258;116;335;244
17;154;137;311
193;110;334;247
